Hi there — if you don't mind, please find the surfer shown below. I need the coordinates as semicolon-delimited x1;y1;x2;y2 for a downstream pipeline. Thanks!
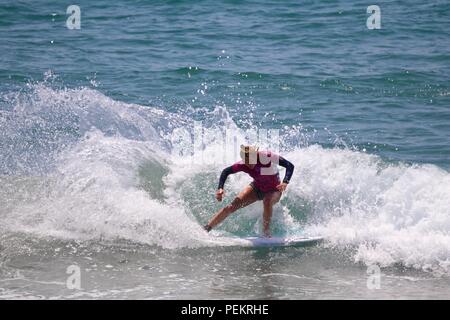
204;145;294;237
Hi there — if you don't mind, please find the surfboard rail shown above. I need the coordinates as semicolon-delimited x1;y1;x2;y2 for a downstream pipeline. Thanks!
240;236;324;247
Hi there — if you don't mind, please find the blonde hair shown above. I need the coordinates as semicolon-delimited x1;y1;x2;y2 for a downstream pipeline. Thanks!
240;145;259;164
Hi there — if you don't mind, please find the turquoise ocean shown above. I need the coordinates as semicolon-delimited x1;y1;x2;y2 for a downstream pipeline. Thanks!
1;0;450;299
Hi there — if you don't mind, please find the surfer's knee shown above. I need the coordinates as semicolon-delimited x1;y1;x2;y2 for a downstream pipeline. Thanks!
263;194;279;206
263;197;273;207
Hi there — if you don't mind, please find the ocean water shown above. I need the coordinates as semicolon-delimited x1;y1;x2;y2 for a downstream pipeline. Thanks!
1;0;450;299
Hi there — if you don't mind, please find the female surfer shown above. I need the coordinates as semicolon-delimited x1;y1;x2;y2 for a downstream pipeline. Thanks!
204;145;294;237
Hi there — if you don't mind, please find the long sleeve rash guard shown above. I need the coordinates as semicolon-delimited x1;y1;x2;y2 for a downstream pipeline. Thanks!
217;153;294;192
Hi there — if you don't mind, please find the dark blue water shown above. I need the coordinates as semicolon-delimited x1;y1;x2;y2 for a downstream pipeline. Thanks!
2;0;450;166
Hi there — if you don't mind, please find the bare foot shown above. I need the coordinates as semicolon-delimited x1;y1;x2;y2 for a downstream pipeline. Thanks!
263;231;271;238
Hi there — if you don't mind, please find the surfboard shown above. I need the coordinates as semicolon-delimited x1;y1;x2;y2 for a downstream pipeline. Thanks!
240;236;323;248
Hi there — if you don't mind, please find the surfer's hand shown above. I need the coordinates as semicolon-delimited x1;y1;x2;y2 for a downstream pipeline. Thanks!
216;188;224;202
276;182;288;193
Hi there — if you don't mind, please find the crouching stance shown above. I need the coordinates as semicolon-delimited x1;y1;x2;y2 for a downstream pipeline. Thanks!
204;145;294;237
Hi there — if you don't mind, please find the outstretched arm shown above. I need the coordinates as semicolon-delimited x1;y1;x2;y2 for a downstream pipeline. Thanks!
218;166;234;190
277;157;294;192
279;157;294;183
216;166;235;201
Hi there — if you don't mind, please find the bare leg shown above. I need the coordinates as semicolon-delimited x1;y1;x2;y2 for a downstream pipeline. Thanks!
206;185;258;230
262;191;282;237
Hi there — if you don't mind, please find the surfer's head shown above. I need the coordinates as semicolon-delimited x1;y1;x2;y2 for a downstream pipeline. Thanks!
240;144;259;166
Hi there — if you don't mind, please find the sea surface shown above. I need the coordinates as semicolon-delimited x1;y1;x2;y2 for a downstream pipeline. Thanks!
1;0;450;299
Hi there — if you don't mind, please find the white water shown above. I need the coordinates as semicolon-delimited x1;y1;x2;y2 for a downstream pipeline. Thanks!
1;85;450;274
291;146;450;274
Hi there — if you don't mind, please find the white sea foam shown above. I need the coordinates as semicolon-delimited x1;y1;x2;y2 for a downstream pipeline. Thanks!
289;146;450;274
2;85;450;273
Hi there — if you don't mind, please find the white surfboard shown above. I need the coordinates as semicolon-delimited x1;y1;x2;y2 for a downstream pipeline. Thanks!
240;236;323;247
